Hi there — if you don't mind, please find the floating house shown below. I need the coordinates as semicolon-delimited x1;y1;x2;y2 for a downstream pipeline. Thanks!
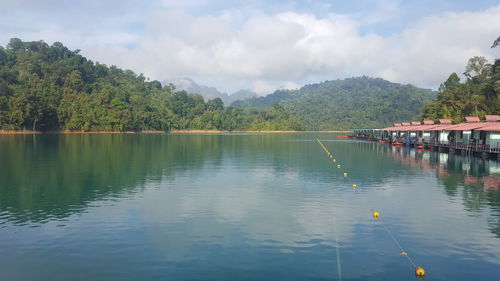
352;115;500;159
480;115;500;149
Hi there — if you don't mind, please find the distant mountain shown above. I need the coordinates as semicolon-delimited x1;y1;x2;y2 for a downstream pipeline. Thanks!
167;78;256;106
227;89;257;105
231;77;437;130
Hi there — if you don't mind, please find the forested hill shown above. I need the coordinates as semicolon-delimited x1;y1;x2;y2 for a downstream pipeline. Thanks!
420;56;500;122
231;77;436;130
168;77;257;106
0;39;304;131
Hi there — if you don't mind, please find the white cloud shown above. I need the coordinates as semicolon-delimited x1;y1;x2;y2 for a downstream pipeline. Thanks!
364;6;500;87
252;80;277;95
2;3;499;92
282;81;300;90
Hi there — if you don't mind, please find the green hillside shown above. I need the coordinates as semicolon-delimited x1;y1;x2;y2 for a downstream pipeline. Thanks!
231;77;436;130
420;56;499;122
0;39;304;131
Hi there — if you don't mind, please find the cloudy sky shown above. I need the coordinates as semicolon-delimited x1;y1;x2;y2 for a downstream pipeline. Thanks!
2;0;500;94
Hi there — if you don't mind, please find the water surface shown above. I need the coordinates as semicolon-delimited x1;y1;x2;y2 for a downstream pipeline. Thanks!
0;134;499;281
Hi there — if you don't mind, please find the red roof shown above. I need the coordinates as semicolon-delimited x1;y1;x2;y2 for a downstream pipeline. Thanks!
414;124;448;131
411;121;421;125
485;115;500;122
392;124;441;131
438;122;489;131
439;119;452;124
396;126;418;131
423;120;435;125
465;116;480;122
382;120;500;132
401;122;411;126
394;123;402;127
477;123;500;131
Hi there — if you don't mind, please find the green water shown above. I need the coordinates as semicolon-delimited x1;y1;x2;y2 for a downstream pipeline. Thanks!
0;134;499;281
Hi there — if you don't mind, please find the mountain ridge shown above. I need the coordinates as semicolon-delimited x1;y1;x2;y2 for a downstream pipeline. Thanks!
230;76;437;130
166;77;257;105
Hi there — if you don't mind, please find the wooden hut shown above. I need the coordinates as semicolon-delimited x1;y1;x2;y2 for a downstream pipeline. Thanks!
478;115;500;151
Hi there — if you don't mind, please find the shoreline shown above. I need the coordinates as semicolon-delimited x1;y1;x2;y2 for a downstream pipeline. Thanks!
0;129;352;135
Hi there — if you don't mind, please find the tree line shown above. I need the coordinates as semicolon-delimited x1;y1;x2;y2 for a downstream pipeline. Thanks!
0;38;304;131
420;43;499;122
232;77;436;130
1;38;497;132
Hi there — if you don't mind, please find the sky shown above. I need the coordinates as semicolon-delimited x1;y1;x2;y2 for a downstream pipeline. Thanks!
1;0;500;95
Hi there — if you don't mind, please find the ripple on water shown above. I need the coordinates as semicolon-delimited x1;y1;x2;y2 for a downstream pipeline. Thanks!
1;134;500;281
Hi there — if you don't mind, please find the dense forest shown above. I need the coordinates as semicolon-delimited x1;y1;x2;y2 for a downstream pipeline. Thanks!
420;56;500;122
231;77;436;130
2;38;496;132
0;39;304;131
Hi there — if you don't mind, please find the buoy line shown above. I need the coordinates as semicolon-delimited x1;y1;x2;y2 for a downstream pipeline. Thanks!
317;138;343;280
371;209;427;279
317;138;426;279
316;138;356;190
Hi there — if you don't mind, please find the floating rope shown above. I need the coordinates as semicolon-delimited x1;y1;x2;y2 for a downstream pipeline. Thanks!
371;209;427;279
317;138;426;279
317;138;343;280
317;139;355;186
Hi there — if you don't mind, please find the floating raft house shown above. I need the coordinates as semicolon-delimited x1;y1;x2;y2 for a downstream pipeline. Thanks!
352;115;500;159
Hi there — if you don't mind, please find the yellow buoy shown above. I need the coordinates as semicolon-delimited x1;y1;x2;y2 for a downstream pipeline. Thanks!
373;211;379;218
333;159;336;163
352;184;357;189
337;165;341;168
415;267;425;278
329;155;333;158
343;172;348;177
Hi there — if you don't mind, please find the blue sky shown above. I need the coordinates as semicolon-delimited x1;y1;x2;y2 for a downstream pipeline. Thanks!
1;0;499;94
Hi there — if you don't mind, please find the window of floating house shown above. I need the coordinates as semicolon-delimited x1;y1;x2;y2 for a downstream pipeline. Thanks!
439;131;449;142
490;133;500;139
410;132;416;137
462;131;471;143
423;132;430;137
488;133;500;148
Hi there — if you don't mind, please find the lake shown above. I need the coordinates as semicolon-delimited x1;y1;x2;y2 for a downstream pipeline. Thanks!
0;133;499;281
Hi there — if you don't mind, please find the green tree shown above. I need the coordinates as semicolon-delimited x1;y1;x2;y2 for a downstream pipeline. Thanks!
420;56;499;122
464;56;491;83
438;73;460;92
207;97;224;111
0;38;305;132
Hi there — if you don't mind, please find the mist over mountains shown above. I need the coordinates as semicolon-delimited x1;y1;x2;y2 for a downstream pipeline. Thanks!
166;78;257;106
168;76;437;130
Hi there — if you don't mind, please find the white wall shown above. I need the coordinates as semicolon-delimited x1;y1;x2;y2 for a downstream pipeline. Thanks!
487;132;500;148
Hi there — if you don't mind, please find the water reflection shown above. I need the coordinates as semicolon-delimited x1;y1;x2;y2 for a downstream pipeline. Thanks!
1;135;498;229
0;134;413;225
1;135;500;281
0;134;226;224
384;144;500;238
